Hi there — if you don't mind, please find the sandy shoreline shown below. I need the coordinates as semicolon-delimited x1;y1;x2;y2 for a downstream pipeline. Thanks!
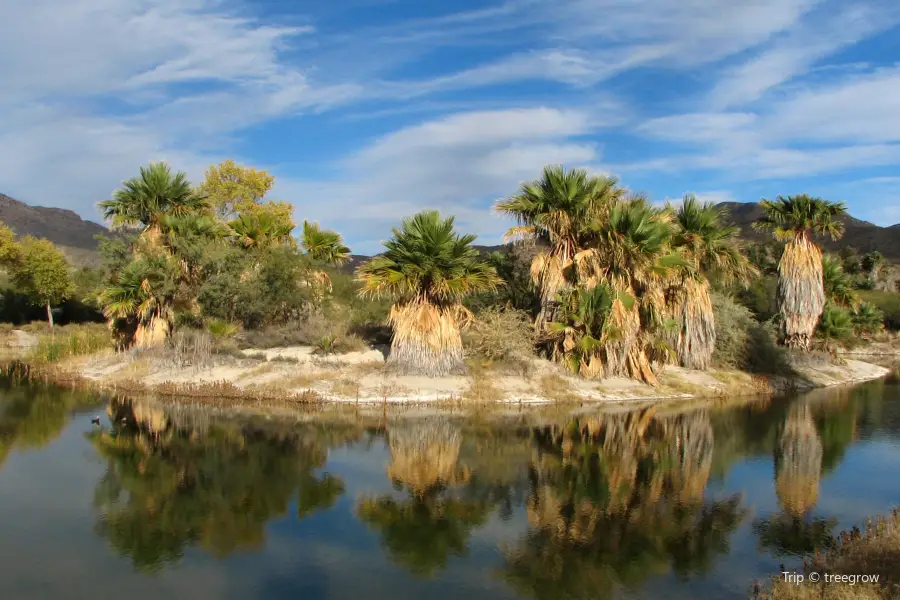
31;341;889;412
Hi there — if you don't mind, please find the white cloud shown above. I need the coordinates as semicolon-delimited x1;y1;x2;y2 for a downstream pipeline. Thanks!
708;1;900;109
279;107;605;254
0;0;358;219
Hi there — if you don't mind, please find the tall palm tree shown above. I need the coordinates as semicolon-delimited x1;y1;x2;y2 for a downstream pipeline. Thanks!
494;165;626;331
753;194;847;350
98;162;209;237
356;211;501;376
668;195;757;370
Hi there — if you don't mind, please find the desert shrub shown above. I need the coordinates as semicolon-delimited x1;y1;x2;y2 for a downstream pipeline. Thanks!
28;323;112;363
712;292;793;375
463;306;535;366
198;244;313;329
165;329;214;369
465;245;539;314
711;292;756;369
736;275;779;321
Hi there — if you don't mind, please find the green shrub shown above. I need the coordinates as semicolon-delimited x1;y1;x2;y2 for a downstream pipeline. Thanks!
816;304;856;353
205;317;239;338
858;290;900;330
852;302;885;337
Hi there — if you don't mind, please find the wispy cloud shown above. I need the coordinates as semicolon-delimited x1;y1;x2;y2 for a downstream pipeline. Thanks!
279;107;607;253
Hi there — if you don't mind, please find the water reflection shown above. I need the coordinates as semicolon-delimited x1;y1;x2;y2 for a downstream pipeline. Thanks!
358;420;492;577
88;398;358;572
0;378;96;468
502;409;746;600
0;376;897;600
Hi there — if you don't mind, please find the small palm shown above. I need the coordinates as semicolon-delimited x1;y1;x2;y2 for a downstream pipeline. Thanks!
99;162;209;231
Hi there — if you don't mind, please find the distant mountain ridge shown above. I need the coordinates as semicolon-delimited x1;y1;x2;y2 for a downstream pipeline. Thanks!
0;193;111;266
1;193;898;268
716;202;900;257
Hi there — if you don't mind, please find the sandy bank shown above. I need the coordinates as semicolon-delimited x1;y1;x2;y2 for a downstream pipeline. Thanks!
54;341;891;408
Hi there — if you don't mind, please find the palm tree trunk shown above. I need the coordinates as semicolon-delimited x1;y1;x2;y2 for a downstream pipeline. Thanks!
674;279;715;370
46;303;54;328
387;301;467;376
777;234;825;350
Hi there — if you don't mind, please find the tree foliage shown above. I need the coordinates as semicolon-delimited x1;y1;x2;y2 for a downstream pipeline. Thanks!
10;236;74;325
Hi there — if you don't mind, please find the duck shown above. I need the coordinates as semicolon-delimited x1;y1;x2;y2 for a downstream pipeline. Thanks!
91;416;101;426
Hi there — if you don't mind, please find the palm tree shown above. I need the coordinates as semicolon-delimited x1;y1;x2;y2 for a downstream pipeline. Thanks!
753;194;847;350
228;211;294;250
546;283;618;378
822;254;858;308
584;197;682;384
494;166;625;331
300;220;352;297
668;195;757;370
97;255;178;349
98;162;209;238
356;211;501;376
301;220;351;265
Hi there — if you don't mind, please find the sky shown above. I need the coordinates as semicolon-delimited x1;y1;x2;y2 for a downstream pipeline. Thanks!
2;0;900;254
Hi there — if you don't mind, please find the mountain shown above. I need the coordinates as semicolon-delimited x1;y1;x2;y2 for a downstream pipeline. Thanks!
2;192;898;268
0;193;111;266
717;202;900;259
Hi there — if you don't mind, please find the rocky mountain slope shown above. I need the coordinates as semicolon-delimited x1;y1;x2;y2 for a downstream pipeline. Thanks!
1;192;897;269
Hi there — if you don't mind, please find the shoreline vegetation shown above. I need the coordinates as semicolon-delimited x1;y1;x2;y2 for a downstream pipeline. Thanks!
0;161;898;411
752;509;900;600
0;322;890;412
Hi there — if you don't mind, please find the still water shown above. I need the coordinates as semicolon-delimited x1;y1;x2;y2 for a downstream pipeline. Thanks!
1;374;899;600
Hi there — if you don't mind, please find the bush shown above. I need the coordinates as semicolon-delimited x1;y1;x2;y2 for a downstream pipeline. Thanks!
712;292;792;375
736;275;779;321
858;290;900;330
463;306;535;369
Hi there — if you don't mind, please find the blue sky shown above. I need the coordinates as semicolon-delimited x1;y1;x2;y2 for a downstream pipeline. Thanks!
2;0;900;253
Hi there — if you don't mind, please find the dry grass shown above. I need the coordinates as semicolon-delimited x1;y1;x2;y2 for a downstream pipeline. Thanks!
753;509;900;600
330;377;361;398
463;364;506;402
539;373;578;402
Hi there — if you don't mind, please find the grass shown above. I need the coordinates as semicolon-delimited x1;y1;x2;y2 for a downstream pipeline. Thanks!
539;373;578;402
463;362;505;402
329;377;361;398
28;323;112;363
752;509;900;600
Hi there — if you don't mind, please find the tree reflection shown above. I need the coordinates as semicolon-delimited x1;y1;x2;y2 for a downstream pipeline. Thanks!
357;420;491;577
775;401;822;516
89;398;357;572
502;408;746;600
0;378;96;469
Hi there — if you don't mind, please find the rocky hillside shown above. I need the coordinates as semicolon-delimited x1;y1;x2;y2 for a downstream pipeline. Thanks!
718;201;900;258
0;193;111;266
1;192;897;269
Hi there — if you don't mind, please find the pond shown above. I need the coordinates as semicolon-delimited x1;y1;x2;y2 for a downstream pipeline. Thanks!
1;373;899;600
